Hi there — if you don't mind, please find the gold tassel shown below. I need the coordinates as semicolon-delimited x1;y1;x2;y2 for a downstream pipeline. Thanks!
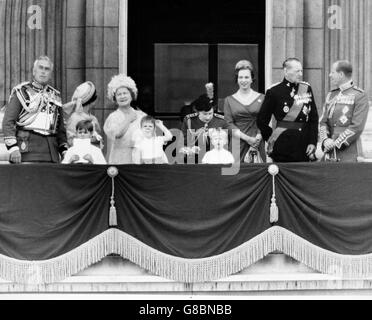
107;167;119;227
268;165;280;224
109;204;117;227
270;195;279;223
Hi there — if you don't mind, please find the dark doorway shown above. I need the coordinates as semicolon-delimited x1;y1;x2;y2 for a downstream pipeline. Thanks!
128;0;266;128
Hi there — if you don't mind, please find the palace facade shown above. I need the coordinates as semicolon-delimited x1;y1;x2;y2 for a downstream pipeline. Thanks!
1;0;372;295
1;0;371;127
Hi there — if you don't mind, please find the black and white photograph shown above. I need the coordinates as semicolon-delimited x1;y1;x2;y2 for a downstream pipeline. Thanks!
1;0;372;306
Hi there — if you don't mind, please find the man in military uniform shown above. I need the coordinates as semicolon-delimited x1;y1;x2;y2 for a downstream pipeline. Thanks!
181;94;229;163
320;60;369;162
257;58;319;162
2;56;68;163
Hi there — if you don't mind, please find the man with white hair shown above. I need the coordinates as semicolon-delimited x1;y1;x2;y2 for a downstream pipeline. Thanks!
257;58;319;162
2;56;67;163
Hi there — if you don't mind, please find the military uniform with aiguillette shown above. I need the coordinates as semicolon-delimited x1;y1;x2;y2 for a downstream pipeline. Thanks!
2;81;68;163
320;81;369;162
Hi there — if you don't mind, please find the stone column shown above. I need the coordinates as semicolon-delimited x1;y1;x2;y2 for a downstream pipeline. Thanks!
324;1;372;160
325;0;372;100
267;0;325;109
303;0;326;109
0;0;65;106
64;0;87;103
119;0;128;74
64;0;120;127
85;0;120;127
269;0;304;83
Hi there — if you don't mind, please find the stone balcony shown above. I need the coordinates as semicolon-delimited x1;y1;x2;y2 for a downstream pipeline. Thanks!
1;254;372;296
1;104;372;296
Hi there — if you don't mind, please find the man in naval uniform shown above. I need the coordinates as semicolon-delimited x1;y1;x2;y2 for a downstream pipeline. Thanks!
257;58;319;162
320;60;369;162
181;94;229;163
2;56;68;163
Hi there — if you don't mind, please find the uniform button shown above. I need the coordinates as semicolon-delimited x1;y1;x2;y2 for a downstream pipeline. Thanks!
299;129;302;132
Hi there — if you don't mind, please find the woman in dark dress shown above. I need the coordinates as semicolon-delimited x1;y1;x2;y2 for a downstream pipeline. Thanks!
223;60;266;163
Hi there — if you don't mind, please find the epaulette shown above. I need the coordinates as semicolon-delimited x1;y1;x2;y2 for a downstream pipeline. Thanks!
9;82;31;102
185;113;198;119
299;81;310;86
267;82;280;90
11;81;30;93
214;113;224;119
325;92;334;104
47;84;61;95
353;86;364;93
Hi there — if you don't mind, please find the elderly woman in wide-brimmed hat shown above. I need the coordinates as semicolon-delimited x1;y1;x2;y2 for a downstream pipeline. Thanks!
63;81;103;148
103;74;146;164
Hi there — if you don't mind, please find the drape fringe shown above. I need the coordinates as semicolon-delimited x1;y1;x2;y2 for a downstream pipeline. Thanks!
0;230;115;285
272;226;372;279
1;227;372;285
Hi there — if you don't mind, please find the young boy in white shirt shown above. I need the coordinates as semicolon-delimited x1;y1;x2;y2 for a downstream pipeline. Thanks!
133;116;173;164
62;120;107;164
202;128;235;164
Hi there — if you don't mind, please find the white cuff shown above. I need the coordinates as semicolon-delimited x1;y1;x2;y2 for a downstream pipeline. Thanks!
8;146;20;154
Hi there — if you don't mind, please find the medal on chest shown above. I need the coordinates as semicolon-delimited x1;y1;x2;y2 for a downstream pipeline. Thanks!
294;93;312;106
339;106;350;125
283;102;290;113
302;106;311;122
339;116;348;125
302;105;311;115
338;94;355;105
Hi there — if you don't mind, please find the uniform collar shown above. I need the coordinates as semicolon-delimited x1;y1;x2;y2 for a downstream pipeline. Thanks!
31;80;47;91
283;78;298;89
339;79;353;92
198;119;212;126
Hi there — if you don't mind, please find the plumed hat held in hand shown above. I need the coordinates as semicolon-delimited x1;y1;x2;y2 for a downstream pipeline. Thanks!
63;81;97;116
193;94;215;112
72;81;97;106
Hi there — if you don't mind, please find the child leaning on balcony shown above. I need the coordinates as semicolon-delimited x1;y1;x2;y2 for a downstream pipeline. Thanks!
133;116;173;164
62;120;107;164
202;128;235;164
